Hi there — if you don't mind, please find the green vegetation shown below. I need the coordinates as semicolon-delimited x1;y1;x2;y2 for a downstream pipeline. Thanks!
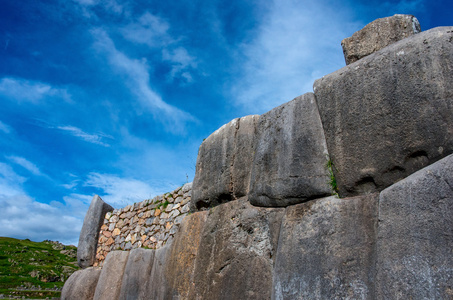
326;158;339;196
0;237;79;299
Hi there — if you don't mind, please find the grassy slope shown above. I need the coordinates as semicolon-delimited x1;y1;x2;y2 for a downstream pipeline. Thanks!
0;237;79;299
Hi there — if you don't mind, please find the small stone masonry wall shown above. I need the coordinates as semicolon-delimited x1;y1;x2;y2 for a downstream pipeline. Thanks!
94;183;192;266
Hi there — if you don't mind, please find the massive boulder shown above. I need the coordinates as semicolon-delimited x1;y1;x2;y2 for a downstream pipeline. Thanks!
376;154;453;299
141;244;172;299
61;267;101;300
273;194;378;299
190;197;284;299
341;14;421;65
249;93;332;207
163;211;208;299
191;115;260;211
118;248;155;300
314;27;453;197
77;195;114;268
93;251;129;300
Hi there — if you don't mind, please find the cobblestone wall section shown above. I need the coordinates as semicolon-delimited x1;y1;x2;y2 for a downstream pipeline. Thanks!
94;183;192;266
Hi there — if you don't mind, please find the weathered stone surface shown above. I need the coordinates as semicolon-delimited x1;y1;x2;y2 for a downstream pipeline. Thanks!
314;27;453;197
61;267;101;300
191;115;260;211
249;93;332;207
78;195;114;268
342;14;421;65
190;197;284;299
93;251;129;300
141;244;172;299
163;211;208;299
118;248;155;300
376;154;453;299
273;194;378;300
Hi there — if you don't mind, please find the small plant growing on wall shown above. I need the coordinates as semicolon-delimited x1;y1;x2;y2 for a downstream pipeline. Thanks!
326;157;339;196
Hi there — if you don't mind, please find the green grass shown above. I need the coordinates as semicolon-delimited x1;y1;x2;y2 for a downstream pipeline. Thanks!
326;159;339;196
0;237;79;299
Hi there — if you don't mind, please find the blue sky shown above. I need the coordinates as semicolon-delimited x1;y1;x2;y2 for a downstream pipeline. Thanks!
0;0;451;245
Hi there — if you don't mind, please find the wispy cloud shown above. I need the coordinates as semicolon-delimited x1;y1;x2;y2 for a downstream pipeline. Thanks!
0;77;72;104
84;172;165;207
91;28;195;132
57;125;112;147
0;120;12;134
0;162;27;197
6;156;43;176
121;12;172;47
121;12;197;82
232;0;355;113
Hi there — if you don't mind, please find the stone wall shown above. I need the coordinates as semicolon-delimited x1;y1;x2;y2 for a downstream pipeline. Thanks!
65;15;453;300
94;183;192;266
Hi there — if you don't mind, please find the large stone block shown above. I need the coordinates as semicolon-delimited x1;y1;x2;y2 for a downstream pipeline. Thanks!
163;211;208;299
141;244;172;299
249;93;332;207
341;14;421;65
190;197;284;300
191;115;260;211
78;195;113;268
314;27;453;197
93;251;129;300
376;154;453;299
272;194;378;300
118;248;155;300
61;267;101;300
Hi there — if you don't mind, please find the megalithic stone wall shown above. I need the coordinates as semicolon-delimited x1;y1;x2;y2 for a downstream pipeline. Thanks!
314;26;453;198
65;15;453;300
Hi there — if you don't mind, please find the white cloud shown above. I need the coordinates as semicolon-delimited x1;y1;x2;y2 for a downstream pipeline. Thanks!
121;12;197;82
0;77;72;104
84;172;165;207
6;156;43;176
232;0;356;113
91;28;195;132
0;163;84;245
121;12;172;47
0;120;11;134
57;125;112;147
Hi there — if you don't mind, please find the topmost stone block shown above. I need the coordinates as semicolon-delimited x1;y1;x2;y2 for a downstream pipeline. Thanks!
341;14;421;65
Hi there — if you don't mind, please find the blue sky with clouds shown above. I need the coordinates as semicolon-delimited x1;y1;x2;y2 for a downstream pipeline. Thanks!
0;0;451;245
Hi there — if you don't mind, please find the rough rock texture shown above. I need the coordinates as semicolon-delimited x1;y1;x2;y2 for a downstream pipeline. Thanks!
191;115;260;211
341;14;421;65
141;244;172;299
249;93;332;207
93;251;129;300
78;195;114;268
190;197;284;300
314;27;453;197
273;194;378;300
376;154;453;299
61;267;101;300
118;248;155;300
163;211;209;299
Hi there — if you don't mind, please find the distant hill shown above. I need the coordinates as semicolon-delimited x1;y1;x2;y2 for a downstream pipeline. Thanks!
0;237;79;299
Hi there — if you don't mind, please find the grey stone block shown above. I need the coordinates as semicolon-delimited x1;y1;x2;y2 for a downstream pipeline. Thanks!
93;251;129;300
163;211;209;299
376;154;453;299
141;243;172;299
190;197;284;300
191;115;260;211
249;93;332;207
77;195;114;268
314;27;453;197
61;267;101;300
272;194;378;300
118;248;155;300
342;14;421;65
